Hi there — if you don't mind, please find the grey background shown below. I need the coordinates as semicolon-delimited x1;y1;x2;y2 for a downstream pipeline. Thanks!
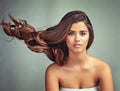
0;0;120;91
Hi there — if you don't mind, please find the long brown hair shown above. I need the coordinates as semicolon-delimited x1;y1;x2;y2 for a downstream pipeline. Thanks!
1;10;94;66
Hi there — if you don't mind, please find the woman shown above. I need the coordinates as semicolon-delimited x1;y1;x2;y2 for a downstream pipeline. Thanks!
1;10;114;91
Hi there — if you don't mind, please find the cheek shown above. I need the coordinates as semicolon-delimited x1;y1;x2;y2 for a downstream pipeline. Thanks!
85;35;89;46
65;37;73;47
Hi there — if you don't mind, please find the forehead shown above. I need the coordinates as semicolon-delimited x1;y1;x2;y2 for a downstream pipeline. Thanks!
70;21;88;31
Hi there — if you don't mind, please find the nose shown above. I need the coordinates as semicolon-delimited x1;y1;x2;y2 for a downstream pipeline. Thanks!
75;34;81;42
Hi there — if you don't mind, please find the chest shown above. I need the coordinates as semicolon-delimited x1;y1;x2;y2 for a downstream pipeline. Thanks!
59;67;99;88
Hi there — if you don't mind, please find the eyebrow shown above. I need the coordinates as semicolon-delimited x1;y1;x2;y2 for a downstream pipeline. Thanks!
69;29;88;32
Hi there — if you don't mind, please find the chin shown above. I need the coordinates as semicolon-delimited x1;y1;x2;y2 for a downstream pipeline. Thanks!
72;49;85;54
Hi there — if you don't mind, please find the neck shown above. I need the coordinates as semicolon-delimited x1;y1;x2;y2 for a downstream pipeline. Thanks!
67;50;89;65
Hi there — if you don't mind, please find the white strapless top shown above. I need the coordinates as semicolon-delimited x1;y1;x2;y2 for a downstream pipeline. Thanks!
60;87;99;91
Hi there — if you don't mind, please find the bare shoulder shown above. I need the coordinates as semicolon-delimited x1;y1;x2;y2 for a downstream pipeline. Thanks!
46;63;61;71
90;56;111;71
45;63;61;76
90;57;114;91
45;64;62;91
91;56;113;79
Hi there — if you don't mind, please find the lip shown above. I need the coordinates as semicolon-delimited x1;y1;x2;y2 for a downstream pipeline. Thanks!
73;44;82;48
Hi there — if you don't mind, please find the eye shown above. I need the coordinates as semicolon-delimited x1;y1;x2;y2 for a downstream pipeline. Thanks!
68;30;74;36
80;31;87;36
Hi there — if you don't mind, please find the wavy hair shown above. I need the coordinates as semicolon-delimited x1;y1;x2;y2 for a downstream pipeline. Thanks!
1;10;94;66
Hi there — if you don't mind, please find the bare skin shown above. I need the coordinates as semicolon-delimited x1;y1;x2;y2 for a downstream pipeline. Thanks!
45;22;114;91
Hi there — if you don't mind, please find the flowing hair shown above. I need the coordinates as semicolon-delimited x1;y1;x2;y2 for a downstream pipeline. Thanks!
1;10;94;66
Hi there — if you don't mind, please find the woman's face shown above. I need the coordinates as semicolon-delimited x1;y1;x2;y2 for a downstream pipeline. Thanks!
66;21;89;54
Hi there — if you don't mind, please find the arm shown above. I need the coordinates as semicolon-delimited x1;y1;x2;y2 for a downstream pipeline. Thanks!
45;64;59;91
99;63;114;91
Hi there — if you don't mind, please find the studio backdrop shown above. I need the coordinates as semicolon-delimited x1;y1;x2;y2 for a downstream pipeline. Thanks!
0;0;120;91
